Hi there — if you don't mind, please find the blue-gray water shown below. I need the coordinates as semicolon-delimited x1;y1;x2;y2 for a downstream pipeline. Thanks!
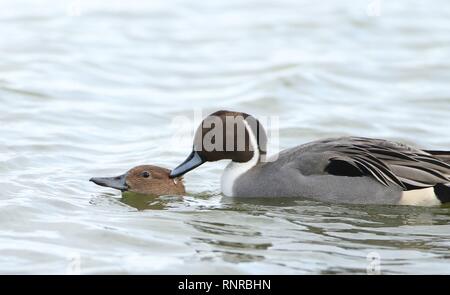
0;0;449;274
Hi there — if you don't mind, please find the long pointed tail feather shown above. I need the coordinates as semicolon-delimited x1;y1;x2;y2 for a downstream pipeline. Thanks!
425;150;450;165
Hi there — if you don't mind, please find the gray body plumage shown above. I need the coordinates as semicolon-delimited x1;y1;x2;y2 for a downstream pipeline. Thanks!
233;137;450;204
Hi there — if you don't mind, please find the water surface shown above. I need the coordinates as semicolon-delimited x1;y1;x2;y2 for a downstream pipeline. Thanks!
1;0;450;274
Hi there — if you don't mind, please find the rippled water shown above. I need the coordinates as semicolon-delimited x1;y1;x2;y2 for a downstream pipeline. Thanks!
1;0;450;274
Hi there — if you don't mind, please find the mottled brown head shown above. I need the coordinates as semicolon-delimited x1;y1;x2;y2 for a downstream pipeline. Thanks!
170;110;267;178
91;165;185;196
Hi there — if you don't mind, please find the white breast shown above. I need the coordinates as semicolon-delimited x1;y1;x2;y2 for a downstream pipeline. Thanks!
221;120;260;197
398;187;441;206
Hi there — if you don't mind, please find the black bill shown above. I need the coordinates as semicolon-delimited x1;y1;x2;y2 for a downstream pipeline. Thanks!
169;151;205;178
90;173;128;191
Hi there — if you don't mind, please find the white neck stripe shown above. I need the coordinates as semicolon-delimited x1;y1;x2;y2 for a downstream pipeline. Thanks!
221;120;260;197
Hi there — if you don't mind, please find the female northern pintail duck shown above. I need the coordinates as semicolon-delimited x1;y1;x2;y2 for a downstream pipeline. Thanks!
90;165;185;196
170;110;450;206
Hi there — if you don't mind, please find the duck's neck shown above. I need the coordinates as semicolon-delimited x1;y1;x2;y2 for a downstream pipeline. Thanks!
221;120;262;197
221;154;260;197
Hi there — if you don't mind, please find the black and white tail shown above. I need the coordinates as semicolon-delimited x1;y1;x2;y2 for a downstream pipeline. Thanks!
424;150;450;204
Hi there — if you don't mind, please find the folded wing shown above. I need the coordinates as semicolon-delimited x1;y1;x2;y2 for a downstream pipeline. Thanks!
323;137;450;190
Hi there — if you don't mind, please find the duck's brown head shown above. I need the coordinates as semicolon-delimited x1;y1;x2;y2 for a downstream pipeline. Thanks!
90;165;185;196
169;110;267;178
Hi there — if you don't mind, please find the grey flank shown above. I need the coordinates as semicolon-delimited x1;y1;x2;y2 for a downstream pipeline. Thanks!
233;137;450;204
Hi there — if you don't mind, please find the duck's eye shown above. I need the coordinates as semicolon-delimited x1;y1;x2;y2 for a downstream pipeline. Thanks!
141;171;151;178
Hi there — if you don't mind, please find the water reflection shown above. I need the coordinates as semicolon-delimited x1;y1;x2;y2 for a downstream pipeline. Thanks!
120;192;182;211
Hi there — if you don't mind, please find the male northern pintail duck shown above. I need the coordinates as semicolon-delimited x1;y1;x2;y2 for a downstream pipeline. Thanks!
170;110;450;206
90;165;185;196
